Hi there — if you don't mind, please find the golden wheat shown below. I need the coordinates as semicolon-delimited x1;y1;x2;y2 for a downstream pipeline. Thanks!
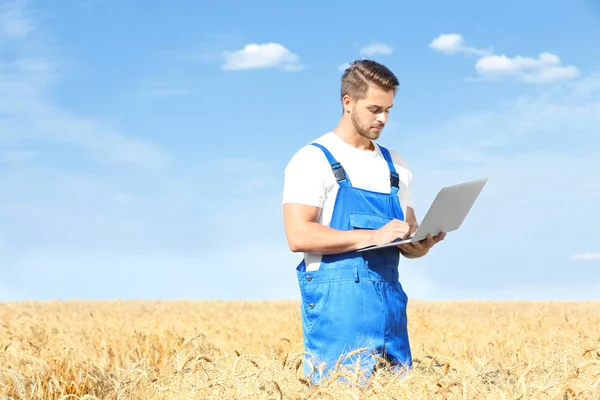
1;299;599;399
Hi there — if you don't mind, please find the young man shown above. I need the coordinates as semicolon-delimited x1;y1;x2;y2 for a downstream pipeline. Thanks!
282;59;445;384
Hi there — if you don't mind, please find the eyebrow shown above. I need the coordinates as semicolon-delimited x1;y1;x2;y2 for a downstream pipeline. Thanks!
368;104;393;109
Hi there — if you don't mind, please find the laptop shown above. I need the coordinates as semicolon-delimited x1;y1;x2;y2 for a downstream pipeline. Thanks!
357;177;488;252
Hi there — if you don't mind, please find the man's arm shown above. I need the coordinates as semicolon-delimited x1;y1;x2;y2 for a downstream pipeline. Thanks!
283;203;411;254
283;203;374;254
282;146;370;254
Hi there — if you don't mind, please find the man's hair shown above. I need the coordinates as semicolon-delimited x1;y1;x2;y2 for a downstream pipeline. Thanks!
340;59;399;101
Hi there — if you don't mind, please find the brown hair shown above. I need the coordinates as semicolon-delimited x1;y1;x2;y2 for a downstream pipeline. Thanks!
340;59;399;101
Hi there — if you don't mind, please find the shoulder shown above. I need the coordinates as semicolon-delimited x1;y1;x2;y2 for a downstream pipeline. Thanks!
377;143;413;182
389;149;410;171
282;134;337;207
284;135;333;174
376;143;410;169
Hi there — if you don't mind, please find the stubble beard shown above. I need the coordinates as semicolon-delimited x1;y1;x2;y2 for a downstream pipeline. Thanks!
351;108;381;141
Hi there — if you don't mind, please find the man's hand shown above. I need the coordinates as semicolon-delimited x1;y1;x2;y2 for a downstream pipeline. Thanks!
398;232;446;258
371;219;411;246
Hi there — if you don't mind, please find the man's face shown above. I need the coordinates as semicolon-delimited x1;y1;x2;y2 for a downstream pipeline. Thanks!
346;85;395;140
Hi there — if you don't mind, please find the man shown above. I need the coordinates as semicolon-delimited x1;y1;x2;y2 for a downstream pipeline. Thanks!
282;59;445;384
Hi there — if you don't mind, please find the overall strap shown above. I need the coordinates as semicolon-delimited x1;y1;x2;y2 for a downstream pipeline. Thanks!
378;145;399;195
310;143;352;187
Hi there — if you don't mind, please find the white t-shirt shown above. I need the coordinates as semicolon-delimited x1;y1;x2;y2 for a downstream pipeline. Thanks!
282;131;413;271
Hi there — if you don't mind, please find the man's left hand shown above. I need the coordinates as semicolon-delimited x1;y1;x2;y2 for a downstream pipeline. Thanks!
398;232;446;258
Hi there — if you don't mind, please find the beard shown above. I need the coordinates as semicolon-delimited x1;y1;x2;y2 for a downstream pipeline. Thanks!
351;107;383;140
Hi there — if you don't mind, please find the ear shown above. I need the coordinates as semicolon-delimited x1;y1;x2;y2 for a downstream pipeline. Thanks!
342;95;352;113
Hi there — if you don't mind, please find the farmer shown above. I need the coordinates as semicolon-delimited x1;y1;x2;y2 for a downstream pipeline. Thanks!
282;59;445;384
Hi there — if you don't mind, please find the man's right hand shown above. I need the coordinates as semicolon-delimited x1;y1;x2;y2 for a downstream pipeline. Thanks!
370;219;411;246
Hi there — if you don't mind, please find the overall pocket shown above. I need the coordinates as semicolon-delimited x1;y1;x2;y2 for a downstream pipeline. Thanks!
302;280;332;334
349;212;392;230
349;212;400;265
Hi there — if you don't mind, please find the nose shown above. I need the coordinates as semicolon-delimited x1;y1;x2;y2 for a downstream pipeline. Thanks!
376;112;388;124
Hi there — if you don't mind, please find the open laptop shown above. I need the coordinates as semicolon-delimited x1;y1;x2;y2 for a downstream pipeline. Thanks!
357;177;488;252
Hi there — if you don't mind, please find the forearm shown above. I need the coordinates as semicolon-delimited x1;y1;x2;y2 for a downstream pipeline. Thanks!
288;221;374;254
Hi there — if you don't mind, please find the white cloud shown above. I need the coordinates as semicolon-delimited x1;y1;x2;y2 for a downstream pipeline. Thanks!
360;42;393;56
571;253;600;261
429;33;490;56
429;33;463;53
0;0;33;39
475;52;580;83
222;42;303;71
429;33;579;84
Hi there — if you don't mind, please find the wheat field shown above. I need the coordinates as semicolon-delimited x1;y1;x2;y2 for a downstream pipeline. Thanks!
1;299;599;399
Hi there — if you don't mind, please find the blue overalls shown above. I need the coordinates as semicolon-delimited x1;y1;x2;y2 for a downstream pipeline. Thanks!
295;142;412;385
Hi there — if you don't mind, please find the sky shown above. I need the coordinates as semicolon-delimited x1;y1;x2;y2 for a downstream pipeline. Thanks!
1;0;599;302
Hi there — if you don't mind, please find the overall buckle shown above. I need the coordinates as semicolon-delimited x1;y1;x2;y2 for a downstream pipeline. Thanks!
332;162;347;182
390;171;399;188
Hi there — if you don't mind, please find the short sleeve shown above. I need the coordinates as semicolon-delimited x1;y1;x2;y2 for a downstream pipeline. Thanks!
390;150;413;210
400;177;413;210
282;145;330;207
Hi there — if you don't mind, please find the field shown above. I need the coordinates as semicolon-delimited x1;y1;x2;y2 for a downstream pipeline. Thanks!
1;300;600;399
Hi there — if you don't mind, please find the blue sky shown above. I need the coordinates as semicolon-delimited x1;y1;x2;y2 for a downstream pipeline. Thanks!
1;0;599;302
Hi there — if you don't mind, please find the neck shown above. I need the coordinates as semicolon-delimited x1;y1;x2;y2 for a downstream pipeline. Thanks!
332;119;374;151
